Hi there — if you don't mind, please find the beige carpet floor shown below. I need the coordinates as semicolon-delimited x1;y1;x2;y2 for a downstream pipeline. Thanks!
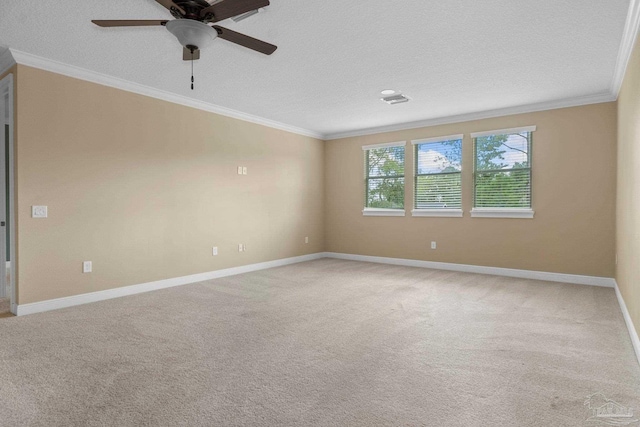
0;259;638;426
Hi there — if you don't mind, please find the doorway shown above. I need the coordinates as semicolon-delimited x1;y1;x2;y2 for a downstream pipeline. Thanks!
0;73;15;315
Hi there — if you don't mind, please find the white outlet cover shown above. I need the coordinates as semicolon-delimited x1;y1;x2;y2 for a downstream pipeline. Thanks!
32;205;48;218
237;166;243;175
431;241;437;249
83;261;92;273
213;247;218;256
242;167;247;175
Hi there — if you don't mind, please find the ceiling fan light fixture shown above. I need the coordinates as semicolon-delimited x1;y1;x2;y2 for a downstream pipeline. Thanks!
166;19;218;50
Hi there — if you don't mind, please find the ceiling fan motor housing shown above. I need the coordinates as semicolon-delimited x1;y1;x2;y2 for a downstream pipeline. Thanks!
166;19;218;50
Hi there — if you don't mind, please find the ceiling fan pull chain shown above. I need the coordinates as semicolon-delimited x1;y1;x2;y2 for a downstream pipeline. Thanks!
191;55;194;90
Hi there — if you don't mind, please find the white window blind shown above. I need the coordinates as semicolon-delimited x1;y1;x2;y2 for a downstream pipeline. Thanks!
473;127;533;209
364;143;405;209
413;136;462;209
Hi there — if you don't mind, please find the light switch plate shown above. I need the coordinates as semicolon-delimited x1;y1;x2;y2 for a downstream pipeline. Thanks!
237;166;243;175
32;206;48;218
242;167;247;175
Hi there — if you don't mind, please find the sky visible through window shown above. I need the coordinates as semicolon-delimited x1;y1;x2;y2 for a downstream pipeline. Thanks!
416;134;529;174
415;139;462;209
417;140;462;174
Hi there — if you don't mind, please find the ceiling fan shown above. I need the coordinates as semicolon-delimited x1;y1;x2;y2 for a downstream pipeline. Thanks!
92;0;277;61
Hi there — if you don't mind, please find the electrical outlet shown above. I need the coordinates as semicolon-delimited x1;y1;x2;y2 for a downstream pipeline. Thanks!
242;167;247;175
238;244;245;252
32;206;48;218
237;166;243;175
83;261;92;273
431;241;437;250
212;247;218;256
305;236;309;244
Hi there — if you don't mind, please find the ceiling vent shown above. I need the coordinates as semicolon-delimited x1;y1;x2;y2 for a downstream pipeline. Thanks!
381;94;410;105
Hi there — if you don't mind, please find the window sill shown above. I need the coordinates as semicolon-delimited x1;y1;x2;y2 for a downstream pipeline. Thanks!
470;208;534;219
412;209;463;218
362;208;406;217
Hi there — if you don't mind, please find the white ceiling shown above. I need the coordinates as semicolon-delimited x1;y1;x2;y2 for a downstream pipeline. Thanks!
0;0;633;139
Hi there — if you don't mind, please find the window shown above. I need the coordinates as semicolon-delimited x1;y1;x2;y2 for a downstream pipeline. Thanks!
412;135;463;217
363;141;406;216
471;126;535;218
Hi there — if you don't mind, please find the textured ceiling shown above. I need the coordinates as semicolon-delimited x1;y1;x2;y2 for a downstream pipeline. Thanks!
0;0;632;138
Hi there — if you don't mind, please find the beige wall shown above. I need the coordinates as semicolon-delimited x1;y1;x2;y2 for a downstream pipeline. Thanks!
325;103;617;277
617;35;640;337
10;63;623;307
15;65;324;304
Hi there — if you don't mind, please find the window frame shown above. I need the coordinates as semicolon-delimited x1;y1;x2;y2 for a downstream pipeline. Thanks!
411;135;464;218
470;126;535;219
362;141;407;217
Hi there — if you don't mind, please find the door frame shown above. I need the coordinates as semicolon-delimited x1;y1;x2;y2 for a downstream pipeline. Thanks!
0;73;16;314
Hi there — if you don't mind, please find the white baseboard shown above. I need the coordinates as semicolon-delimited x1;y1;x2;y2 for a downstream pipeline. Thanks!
15;253;325;316
324;252;616;288
614;281;640;367
325;253;639;365
14;252;619;316
13;251;637;368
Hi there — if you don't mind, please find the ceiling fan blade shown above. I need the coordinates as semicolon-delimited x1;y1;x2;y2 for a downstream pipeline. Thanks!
92;20;169;27
155;0;186;15
183;47;201;61
201;0;269;23
213;26;277;55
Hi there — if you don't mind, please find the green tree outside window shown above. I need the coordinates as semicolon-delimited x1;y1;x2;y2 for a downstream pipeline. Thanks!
414;138;462;209
474;132;532;208
365;146;405;209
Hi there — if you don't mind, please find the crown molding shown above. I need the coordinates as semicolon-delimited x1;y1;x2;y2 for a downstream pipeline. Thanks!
9;49;324;140
3;48;624;143
0;47;16;76
611;0;640;98
7;17;636;145
324;92;616;140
